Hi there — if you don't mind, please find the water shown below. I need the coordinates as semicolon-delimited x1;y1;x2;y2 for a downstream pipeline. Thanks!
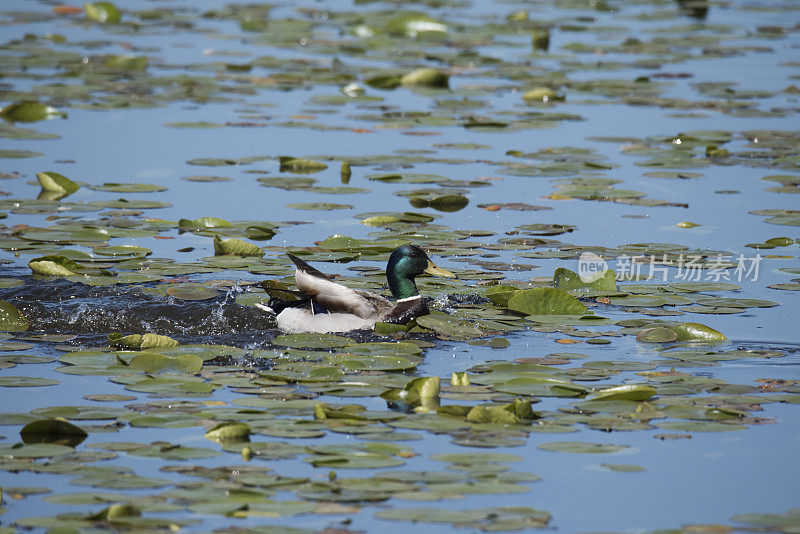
0;0;799;532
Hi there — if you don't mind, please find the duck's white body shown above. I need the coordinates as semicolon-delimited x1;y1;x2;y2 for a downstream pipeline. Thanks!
275;307;376;333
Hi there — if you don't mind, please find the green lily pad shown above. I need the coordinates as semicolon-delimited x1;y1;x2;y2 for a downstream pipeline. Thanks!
414;314;486;339
37;172;79;197
589;385;657;402
165;283;219;301
305;453;405;469
400;68;449;88
127;353;203;373
554;266;617;292
0;376;56;387
85;1;121;23
213;235;263;257
204;421;252;444
637;327;679;343
286;202;352;211
522;87;565;103
273;333;355;349
0;443;74;458
507;287;589;315
0;300;29;332
28;255;78;276
178;217;231;229
375;507;489;523
108;333;179;350
601;463;646;472
670;322;727;341
20;419;88;447
278;157;328;173
1;102;65;123
538;441;630;454
89;183;166;193
325;353;418;372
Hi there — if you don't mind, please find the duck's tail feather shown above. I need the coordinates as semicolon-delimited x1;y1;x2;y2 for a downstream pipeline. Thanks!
286;253;335;281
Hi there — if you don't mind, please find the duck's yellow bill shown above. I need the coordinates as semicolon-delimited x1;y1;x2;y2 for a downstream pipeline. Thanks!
425;260;456;279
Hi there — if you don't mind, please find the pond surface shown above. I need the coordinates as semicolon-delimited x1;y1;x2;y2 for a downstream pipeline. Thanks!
0;0;799;532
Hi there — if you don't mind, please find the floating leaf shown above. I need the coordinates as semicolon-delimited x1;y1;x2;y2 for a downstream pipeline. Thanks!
601;463;646;472
127;353;203;373
669;322;727;342
1;102;65;123
387;12;447;37
637;327;678;343
85;1;121;23
36;172;79;198
286;202;352;211
278;157;328;173
89;182;164;193
273;333;355;349
0;376;58;387
589;385;657;402
414;314;485;339
554;267;617;292
382;376;440;406
20;419;87;447
108;333;179;350
0;301;28;332
165;283;218;301
366;74;402;90
484;285;520;307
103;55;147;71
522;87;565;103
204;421;251;444
178;217;231;229
400;68;449;89
28;255;82;276
0;443;73;457
507;287;588;315
538;441;629;454
213;235;263;257
87;503;141;521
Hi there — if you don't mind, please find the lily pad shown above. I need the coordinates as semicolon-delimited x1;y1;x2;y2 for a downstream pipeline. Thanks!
108;333;179;350
0;301;29;332
204;422;252;444
278;157;328;173
20;419;88;447
85;1;121;23
670;322;727;342
507;287;589;315
1;102;65;123
127;353;203;373
273;333;355;349
37;172;79;197
213;235;263;257
589;385;657;402
538;441;630;454
400;68;449;89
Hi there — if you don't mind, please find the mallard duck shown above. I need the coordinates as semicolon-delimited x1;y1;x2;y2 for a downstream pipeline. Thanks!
256;244;456;333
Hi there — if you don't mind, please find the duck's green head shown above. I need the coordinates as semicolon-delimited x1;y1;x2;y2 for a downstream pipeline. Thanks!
386;244;456;299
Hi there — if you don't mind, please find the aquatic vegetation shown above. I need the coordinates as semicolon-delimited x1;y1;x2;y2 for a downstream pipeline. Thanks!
0;0;797;532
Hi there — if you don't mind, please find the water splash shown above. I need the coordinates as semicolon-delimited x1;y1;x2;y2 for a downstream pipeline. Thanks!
1;277;276;346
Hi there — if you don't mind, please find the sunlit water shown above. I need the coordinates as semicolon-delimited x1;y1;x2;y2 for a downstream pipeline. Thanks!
1;0;799;532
